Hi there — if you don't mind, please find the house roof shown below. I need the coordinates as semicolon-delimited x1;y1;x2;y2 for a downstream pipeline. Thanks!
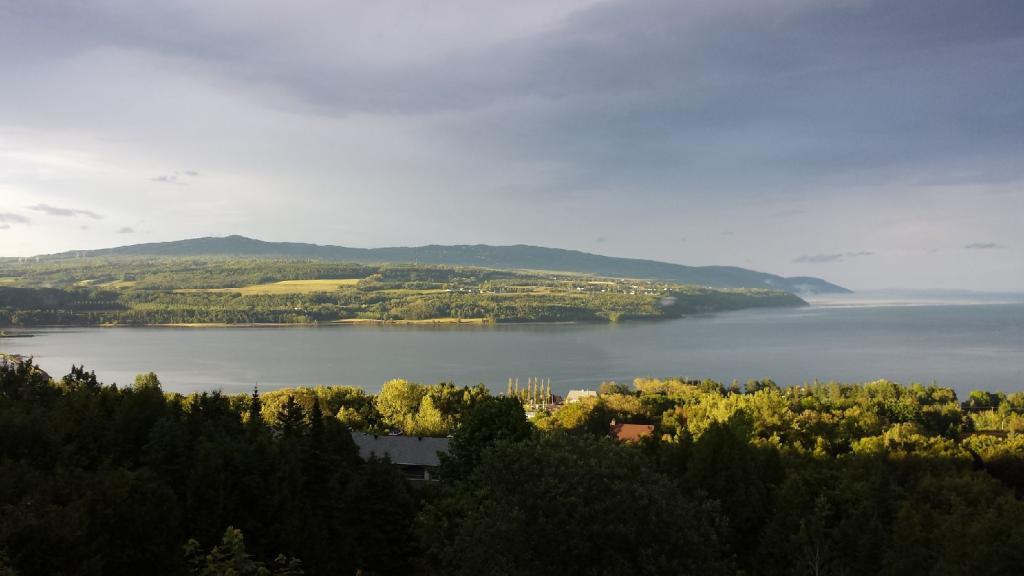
352;432;449;467
610;423;655;442
565;389;598;403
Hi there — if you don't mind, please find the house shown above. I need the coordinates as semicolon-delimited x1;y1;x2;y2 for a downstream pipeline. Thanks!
610;420;655;443
565;389;598;404
351;432;449;481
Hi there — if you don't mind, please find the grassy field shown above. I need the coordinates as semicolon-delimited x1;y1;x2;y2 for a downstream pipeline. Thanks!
177;278;362;295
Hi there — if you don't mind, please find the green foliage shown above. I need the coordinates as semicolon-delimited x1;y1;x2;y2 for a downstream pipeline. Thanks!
133;371;162;390
184;527;304;576
419;434;733;576
375;379;427;433
442;396;532;480
2;356;1024;576
373;379;486;435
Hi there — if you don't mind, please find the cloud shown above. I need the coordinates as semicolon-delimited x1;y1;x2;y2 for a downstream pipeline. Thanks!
964;242;1004;250
28;204;103;219
773;209;807;218
0;224;9;230
794;251;875;264
594;235;608;243
117;226;136;234
0;212;30;225
150;170;199;185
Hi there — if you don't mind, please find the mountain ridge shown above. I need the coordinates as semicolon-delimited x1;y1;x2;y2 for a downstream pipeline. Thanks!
36;235;851;294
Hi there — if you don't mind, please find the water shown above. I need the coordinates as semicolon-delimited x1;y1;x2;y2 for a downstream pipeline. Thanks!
3;297;1023;397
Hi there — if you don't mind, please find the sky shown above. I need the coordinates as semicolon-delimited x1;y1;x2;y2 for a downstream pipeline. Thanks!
0;0;1022;291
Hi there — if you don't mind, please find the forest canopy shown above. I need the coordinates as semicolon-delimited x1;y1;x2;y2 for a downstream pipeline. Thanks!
2;356;1024;575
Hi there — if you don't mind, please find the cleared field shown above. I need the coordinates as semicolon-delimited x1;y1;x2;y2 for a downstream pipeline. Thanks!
177;278;362;295
100;280;139;289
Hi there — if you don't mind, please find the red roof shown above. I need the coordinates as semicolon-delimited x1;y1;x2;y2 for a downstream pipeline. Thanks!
610;422;655;442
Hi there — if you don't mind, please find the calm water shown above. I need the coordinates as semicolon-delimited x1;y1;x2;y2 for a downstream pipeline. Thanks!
3;298;1023;397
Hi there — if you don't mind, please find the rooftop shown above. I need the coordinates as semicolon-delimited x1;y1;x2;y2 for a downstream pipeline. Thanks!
610;422;655;443
351;432;450;467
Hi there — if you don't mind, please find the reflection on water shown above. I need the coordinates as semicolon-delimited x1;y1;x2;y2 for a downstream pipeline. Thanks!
3;301;1023;397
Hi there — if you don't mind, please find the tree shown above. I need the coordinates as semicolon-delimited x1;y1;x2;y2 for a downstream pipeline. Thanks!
133;372;162;391
374;379;426;432
184;527;304;576
343;459;417;575
60;364;99;392
420;434;732;575
599;381;632;395
441;396;531;480
413;395;448;436
274;395;306;437
0;355;53;401
248;386;264;428
684;413;782;572
882;473;1024;576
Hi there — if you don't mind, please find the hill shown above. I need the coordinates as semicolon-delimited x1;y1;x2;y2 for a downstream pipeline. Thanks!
40;235;850;294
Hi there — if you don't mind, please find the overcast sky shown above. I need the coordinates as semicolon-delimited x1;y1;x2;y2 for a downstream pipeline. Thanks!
1;0;1022;290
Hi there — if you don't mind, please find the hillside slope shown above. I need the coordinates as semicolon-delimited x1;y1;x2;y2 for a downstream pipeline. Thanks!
40;236;851;294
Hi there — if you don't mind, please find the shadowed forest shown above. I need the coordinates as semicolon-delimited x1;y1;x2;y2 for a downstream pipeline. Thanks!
2;356;1024;575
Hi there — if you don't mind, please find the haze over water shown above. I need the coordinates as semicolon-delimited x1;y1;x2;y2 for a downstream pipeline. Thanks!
5;294;1022;398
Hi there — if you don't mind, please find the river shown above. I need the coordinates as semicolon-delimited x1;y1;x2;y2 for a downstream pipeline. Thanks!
3;294;1023;397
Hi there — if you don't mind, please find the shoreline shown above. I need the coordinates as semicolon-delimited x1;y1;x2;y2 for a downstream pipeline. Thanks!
0;303;816;331
1;318;594;330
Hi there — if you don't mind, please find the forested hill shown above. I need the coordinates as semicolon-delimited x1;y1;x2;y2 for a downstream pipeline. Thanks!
41;235;851;294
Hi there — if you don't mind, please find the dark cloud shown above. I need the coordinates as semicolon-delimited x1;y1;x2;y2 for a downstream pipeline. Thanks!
794;251;874;264
117;226;136;234
595;235;608;243
28;204;103;219
10;0;1023;195
965;242;1004;250
0;212;30;225
0;1;1022;288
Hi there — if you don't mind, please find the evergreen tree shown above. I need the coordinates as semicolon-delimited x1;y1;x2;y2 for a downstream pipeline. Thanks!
248;385;264;428
274;395;306;437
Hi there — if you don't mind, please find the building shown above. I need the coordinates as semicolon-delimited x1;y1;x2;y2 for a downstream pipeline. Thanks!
564;389;598;404
351;432;449;482
610;420;655;443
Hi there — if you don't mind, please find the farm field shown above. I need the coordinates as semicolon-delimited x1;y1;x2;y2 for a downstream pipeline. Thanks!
176;278;362;295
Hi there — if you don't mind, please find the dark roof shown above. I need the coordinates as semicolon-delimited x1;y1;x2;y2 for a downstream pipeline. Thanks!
610;423;655;443
352;432;449;467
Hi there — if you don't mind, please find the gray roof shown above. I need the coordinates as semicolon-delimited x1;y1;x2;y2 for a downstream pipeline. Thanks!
352;432;449;467
565;389;598;403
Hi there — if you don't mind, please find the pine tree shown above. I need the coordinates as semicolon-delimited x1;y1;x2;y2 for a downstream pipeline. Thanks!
309;400;324;446
275;395;306;437
248;385;263;428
